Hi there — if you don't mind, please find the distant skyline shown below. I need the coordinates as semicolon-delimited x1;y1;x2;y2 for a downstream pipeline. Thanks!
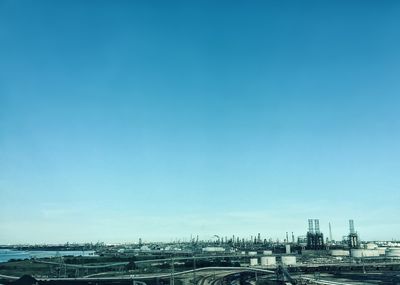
1;0;400;244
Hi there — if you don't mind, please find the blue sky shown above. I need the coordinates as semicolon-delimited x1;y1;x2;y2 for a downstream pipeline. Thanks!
1;0;400;244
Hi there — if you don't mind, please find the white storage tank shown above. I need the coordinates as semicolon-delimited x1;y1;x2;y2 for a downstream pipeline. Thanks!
386;248;400;257
363;249;371;257
330;249;350;256
377;247;387;256
260;256;276;266
367;249;380;257
263;250;273;255
248;251;257;256
351;249;364;258
202;247;225;252
250;258;258;266
351;249;380;257
281;256;296;265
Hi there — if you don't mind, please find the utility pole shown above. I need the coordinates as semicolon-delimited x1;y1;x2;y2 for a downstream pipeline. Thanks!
193;256;196;284
170;257;175;285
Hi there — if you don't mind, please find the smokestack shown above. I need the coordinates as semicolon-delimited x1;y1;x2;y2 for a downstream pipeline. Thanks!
308;219;314;233
314;219;320;233
349;219;355;234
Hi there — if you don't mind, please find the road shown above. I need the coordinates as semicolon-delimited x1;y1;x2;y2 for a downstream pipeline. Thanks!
300;274;376;285
0;267;272;283
0;274;19;280
45;266;273;280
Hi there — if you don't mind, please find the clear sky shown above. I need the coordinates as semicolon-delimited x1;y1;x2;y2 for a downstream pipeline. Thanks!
1;0;400;244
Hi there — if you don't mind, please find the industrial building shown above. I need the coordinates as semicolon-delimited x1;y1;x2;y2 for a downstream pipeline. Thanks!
348;219;359;248
306;219;325;250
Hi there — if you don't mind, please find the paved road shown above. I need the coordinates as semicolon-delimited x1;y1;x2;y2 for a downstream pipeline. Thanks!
300;274;375;285
34;259;129;269
34;267;274;282
0;274;19;280
197;271;234;285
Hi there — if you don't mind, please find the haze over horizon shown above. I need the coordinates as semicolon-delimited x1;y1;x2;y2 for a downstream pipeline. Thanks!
1;0;400;244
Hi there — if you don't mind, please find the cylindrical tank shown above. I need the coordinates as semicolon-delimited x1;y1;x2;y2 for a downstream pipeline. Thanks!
377;247;387;255
364;250;372;257
330;249;349;256
248;251;257;256
366;243;377;250
368;250;380;257
202;247;225;252
250;258;258;266
386;248;400;257
350;249;380;257
281;256;296;265
351;249;365;258
260;256;276;266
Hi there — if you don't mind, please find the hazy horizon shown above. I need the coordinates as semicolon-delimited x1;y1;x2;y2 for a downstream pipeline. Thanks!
1;0;400;244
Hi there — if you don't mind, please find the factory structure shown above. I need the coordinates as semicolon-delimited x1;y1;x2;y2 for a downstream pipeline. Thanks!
291;218;400;261
81;218;399;271
35;217;398;283
3;218;400;285
306;219;324;250
191;218;396;262
297;218;361;251
348;219;359;248
169;218;399;268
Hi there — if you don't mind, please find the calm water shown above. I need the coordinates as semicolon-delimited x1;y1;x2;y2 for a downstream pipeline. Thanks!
0;249;97;263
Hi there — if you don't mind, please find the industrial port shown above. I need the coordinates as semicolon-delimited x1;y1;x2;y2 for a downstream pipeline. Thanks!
1;219;400;285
